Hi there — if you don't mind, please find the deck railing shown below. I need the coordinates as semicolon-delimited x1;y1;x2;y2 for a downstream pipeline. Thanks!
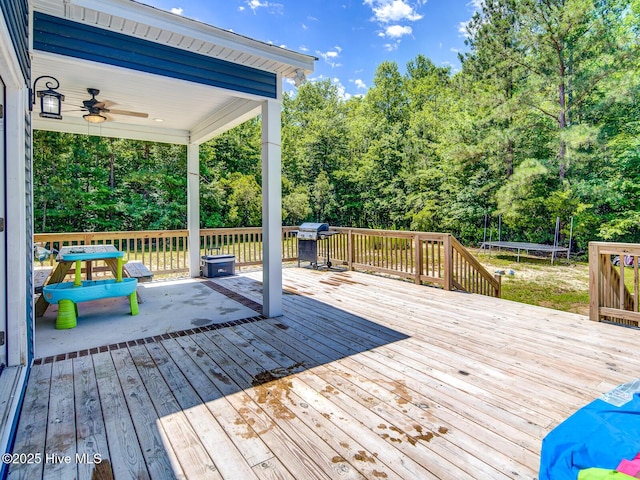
321;228;501;297
589;242;640;327
35;230;191;275
34;228;299;277
34;227;500;297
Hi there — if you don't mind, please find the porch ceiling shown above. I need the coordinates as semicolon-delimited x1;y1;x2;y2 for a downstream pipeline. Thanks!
31;51;263;145
30;0;316;145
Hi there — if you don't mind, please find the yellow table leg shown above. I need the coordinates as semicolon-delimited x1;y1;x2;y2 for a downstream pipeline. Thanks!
73;260;82;287
129;292;139;315
117;257;123;282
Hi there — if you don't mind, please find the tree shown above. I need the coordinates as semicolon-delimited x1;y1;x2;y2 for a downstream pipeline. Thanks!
223;173;262;227
283;185;312;225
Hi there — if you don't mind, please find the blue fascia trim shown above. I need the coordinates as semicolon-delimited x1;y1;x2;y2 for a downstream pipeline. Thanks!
33;12;277;99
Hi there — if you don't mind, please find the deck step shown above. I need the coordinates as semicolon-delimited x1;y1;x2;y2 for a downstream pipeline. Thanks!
123;261;153;282
33;268;53;294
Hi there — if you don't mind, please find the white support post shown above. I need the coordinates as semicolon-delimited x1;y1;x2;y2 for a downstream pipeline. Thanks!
261;98;283;318
187;143;200;277
5;86;28;366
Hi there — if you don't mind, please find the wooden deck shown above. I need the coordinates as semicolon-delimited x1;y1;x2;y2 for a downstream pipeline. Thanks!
9;268;640;479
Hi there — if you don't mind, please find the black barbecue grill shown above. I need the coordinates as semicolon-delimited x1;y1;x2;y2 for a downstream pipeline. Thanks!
296;222;338;269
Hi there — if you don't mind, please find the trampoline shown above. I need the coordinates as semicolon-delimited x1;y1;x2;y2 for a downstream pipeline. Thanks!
480;241;569;263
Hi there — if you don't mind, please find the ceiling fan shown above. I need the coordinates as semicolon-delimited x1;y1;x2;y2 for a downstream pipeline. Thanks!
78;88;149;123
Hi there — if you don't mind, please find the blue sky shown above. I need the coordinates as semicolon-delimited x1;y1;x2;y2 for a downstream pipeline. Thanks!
138;0;481;99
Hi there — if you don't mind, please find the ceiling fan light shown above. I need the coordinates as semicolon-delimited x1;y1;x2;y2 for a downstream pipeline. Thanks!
83;112;106;124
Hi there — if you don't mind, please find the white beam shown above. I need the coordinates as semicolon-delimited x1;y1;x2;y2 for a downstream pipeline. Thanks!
33;118;190;145
261;98;282;318
187;143;200;277
189;98;261;145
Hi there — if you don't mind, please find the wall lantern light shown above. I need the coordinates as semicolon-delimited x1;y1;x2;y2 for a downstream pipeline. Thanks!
31;76;64;119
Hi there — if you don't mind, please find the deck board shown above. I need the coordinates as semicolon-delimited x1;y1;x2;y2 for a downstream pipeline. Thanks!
73;354;110;480
44;359;76;479
8;363;50;480
92;351;152;479
10;268;640;479
114;346;218;480
152;339;274;472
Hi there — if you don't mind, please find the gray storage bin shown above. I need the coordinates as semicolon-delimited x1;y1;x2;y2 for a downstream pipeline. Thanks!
200;254;235;277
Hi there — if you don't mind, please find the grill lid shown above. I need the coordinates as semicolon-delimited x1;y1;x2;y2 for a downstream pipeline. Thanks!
298;222;329;232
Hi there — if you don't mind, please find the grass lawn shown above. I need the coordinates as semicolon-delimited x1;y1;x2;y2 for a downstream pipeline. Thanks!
470;249;591;315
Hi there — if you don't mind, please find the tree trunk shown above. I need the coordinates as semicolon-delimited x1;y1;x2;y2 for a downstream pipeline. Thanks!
41;201;47;232
506;138;514;178
558;136;567;179
558;69;567;179
109;139;115;189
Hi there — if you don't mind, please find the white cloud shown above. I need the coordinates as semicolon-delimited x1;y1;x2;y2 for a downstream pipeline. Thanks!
354;79;367;90
458;20;470;38
365;0;423;23
332;78;351;100
299;45;309;52
302;23;308;30
384;25;412;38
245;0;283;14
468;0;483;10
364;1;422;51
316;48;343;68
170;7;184;15
239;6;245;11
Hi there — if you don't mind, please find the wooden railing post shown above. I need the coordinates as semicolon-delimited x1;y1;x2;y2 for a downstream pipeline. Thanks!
443;234;452;291
414;233;422;285
588;242;600;321
347;229;354;271
494;274;502;298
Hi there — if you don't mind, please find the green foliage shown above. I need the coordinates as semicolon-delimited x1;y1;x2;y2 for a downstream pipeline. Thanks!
33;1;640;250
283;184;312;225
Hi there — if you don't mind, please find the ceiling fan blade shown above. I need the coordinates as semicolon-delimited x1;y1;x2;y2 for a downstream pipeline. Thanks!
106;109;149;118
